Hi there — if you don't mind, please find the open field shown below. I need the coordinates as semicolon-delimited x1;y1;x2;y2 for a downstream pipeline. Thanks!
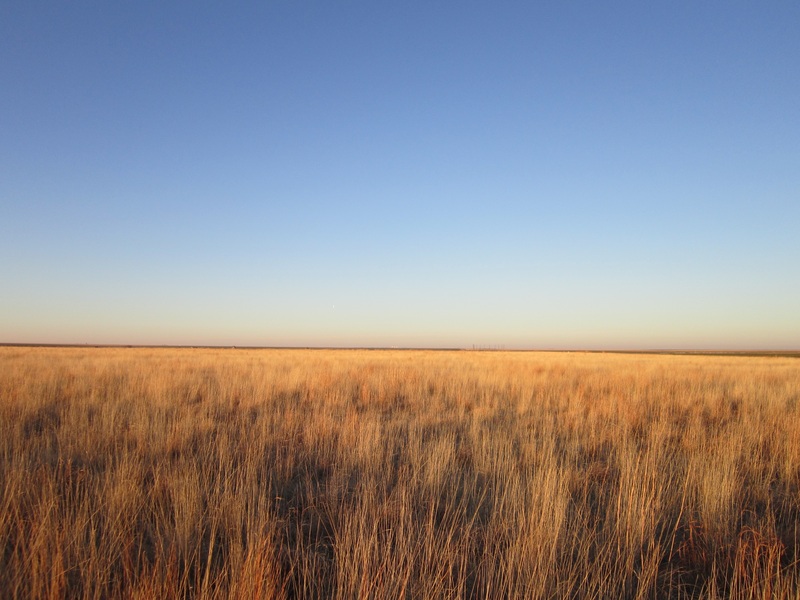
1;347;799;599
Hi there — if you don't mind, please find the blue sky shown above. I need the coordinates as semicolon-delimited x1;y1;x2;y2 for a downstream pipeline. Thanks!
1;2;798;349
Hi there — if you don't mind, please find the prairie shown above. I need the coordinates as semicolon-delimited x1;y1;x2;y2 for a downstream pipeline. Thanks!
1;347;799;598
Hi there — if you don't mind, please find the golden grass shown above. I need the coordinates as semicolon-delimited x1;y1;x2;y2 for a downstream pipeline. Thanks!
1;347;799;599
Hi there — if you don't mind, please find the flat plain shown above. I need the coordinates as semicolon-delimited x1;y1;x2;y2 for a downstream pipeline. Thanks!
1;347;799;599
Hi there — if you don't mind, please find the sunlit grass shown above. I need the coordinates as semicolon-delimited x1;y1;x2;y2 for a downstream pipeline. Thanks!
1;347;799;598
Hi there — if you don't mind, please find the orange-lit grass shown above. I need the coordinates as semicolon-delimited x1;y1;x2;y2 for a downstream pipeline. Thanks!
1;347;799;598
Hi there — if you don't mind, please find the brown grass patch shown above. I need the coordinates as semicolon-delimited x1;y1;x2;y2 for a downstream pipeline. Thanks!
1;347;799;598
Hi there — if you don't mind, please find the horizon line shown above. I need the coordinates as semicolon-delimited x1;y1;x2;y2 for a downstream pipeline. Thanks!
2;342;799;358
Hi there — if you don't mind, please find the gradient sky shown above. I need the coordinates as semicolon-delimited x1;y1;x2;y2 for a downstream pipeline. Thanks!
2;2;799;349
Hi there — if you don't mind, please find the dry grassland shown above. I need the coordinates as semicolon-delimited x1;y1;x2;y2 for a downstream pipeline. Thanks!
1;347;799;599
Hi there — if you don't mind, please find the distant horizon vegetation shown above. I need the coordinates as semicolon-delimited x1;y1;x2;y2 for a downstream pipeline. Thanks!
1;341;798;357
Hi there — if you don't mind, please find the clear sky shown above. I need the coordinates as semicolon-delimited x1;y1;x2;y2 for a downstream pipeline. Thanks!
1;2;798;349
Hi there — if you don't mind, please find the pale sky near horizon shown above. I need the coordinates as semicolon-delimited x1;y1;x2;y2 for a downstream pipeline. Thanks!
1;2;799;349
